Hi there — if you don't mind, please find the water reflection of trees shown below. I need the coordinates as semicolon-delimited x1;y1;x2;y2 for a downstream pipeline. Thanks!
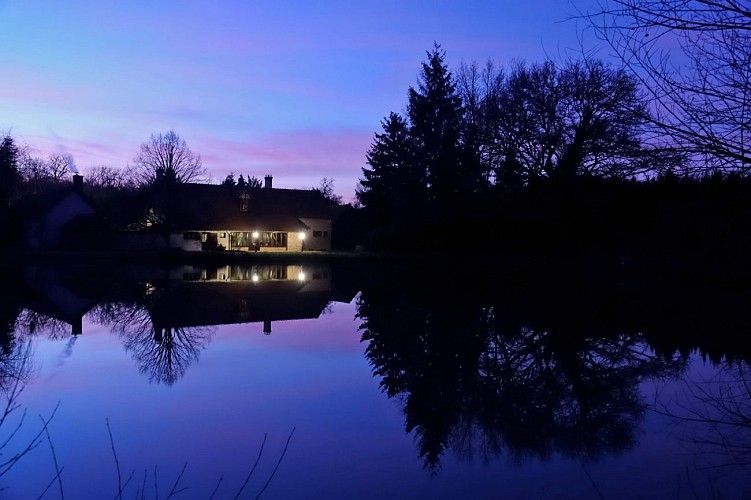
14;310;71;340
357;274;687;469
657;360;751;471
90;297;215;386
0;291;46;478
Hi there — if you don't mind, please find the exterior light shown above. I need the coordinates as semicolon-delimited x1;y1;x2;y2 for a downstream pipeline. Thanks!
252;231;259;239
298;272;306;281
252;274;259;282
298;232;306;240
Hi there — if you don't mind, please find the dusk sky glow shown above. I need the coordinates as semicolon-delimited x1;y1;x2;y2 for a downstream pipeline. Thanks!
1;1;601;201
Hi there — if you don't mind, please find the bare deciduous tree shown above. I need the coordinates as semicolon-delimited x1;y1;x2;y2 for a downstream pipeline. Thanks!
132;130;206;186
466;59;669;184
84;165;135;189
316;177;342;206
19;156;49;183
585;0;751;171
46;152;75;182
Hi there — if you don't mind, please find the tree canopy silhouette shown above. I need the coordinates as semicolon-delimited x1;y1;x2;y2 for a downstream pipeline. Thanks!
133;130;206;186
0;135;21;206
587;0;751;171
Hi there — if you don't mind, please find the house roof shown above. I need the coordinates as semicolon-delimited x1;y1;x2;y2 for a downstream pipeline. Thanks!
168;183;331;232
146;279;333;328
14;185;97;220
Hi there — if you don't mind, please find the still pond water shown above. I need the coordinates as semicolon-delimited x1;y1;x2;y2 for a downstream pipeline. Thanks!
1;260;750;499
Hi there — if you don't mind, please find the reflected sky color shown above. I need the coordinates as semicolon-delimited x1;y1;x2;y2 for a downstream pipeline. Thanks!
3;300;748;499
0;1;602;201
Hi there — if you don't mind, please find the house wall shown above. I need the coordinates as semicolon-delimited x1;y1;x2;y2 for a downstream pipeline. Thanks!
299;218;332;251
29;193;97;249
287;231;305;252
170;233;202;252
217;232;230;250
171;227;324;253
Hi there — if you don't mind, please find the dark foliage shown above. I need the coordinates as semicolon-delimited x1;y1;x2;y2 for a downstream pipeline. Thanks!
356;46;706;257
0;135;21;206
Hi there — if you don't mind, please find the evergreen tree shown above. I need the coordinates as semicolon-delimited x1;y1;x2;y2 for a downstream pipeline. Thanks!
0;135;21;205
246;176;263;188
358;112;423;224
408;43;473;201
222;172;236;186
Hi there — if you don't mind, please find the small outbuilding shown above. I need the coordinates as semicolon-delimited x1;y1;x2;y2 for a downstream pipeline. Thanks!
14;175;108;250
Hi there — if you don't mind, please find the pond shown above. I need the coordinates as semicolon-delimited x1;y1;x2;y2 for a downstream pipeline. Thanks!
0;259;750;499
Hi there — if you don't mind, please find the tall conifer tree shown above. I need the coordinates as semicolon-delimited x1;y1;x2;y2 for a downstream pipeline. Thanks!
359;112;423;223
407;43;469;201
0;135;21;206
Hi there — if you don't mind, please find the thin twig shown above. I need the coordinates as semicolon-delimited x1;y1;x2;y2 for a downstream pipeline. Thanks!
107;418;123;500
580;460;604;500
233;434;267;499
36;466;65;500
117;469;136;500
254;427;296;500
165;462;188;499
40;414;65;500
154;465;159;500
0;402;59;477
208;475;224;500
138;469;147;500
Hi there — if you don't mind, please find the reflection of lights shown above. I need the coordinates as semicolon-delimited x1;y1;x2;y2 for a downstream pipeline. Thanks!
145;283;156;295
252;274;259;282
252;231;259;239
298;232;306;240
298;272;306;281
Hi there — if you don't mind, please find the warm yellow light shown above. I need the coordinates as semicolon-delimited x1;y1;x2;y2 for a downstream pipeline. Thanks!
252;231;260;239
298;272;306;281
298;232;306;240
252;274;259;282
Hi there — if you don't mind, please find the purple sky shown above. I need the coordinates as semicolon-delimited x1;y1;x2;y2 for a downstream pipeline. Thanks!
0;1;602;201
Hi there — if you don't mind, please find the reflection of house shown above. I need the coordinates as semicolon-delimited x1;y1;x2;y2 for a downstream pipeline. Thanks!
146;264;341;334
19;265;109;335
164;176;331;252
14;175;106;250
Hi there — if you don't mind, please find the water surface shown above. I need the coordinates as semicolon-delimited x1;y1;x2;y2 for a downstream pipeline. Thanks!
0;260;749;499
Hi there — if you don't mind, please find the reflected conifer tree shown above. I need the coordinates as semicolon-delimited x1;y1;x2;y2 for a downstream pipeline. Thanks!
0;337;33;395
357;277;686;469
91;297;215;386
0;301;20;356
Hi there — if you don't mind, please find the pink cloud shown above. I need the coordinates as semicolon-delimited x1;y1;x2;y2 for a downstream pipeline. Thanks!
197;129;373;200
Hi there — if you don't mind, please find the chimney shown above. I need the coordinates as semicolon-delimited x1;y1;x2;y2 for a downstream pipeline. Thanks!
263;319;272;335
71;317;82;335
73;174;83;193
264;175;273;189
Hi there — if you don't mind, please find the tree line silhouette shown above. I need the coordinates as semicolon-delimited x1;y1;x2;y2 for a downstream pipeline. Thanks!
0;130;339;249
354;42;751;261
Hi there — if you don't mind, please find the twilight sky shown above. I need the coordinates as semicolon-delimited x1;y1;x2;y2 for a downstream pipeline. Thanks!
0;1;601;201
